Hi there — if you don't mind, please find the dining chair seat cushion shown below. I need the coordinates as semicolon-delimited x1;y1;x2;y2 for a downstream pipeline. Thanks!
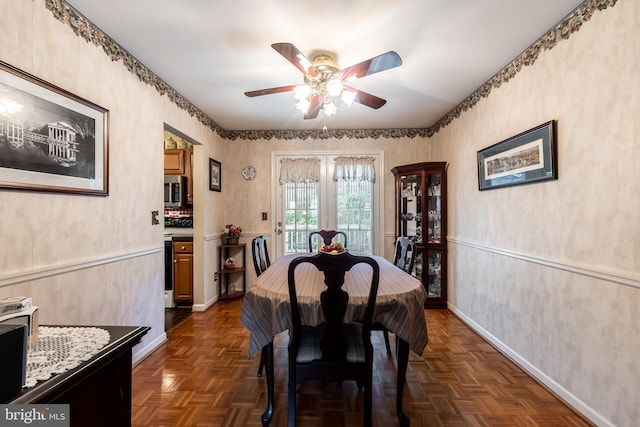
296;323;365;364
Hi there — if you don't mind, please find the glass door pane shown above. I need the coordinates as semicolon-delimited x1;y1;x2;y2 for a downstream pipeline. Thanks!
427;251;443;298
283;181;319;254
426;173;442;244
400;174;422;243
336;180;373;254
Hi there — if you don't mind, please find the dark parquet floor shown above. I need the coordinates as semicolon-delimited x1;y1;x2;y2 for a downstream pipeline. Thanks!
133;299;593;427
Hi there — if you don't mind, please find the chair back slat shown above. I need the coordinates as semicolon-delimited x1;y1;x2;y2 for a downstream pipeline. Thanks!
308;229;348;252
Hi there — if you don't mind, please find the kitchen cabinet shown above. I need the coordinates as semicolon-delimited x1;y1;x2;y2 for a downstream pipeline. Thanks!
164;148;186;175
173;240;193;305
391;162;448;308
218;243;246;300
185;146;193;204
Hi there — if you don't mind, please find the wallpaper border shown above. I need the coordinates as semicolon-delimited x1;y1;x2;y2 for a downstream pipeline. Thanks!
44;0;617;141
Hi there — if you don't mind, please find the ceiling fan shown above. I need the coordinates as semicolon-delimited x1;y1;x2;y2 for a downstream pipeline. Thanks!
244;43;402;120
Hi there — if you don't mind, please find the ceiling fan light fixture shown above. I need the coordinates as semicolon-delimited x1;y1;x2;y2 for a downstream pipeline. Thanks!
294;84;311;100
341;89;356;106
246;43;402;121
323;100;337;116
296;98;311;113
326;79;343;97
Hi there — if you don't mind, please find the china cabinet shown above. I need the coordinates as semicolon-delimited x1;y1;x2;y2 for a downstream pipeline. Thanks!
391;162;447;308
218;243;247;300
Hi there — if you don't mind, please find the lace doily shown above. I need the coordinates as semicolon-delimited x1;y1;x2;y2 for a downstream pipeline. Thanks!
25;326;110;388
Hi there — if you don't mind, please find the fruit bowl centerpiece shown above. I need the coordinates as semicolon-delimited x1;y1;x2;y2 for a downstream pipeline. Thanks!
319;242;346;254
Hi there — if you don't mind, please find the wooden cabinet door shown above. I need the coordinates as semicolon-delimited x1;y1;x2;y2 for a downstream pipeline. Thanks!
173;241;193;303
185;147;193;203
164;149;185;175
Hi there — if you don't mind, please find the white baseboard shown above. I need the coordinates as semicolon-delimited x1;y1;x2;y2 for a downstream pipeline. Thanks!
448;303;613;427
192;295;217;312
132;332;167;365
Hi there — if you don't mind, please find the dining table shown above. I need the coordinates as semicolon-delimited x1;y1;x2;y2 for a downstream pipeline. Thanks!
240;252;428;426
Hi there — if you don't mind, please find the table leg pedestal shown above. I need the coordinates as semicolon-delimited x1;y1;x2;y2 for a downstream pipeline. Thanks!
396;338;411;426
261;342;274;426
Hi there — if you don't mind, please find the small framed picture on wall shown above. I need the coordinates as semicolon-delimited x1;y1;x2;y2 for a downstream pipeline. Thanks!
209;158;221;192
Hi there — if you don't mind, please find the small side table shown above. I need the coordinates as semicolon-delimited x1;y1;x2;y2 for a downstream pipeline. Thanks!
218;243;246;299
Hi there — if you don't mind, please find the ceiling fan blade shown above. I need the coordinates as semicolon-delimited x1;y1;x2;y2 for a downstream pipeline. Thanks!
244;85;297;97
304;95;324;119
337;51;402;81
271;42;319;77
346;88;387;109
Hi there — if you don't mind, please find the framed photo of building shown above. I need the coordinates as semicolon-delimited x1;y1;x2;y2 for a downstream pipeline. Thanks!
477;120;557;191
0;60;108;195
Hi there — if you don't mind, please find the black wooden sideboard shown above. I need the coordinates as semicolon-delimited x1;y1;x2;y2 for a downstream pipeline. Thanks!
5;325;149;427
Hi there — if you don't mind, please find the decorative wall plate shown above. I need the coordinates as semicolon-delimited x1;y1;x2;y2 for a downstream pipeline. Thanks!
242;165;256;180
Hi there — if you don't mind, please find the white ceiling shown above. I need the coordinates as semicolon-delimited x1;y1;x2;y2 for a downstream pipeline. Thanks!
65;0;584;132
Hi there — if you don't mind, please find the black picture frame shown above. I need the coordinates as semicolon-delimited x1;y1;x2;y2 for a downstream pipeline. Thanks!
209;158;221;192
477;120;557;191
0;60;109;195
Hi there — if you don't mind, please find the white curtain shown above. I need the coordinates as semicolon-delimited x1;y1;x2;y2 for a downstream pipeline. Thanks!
333;156;376;183
279;157;321;184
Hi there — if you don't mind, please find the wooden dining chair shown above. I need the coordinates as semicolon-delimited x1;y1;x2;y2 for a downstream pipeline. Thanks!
392;236;416;274
251;236;271;376
251;236;271;277
375;236;417;354
307;229;348;252
287;252;379;427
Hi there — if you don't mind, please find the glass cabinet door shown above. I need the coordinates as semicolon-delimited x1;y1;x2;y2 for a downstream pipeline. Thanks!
426;172;442;245
426;251;444;299
413;249;423;281
399;173;422;243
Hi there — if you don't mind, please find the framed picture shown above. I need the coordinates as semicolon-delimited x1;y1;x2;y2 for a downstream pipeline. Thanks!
477;120;557;191
209;158;221;192
0;60;108;195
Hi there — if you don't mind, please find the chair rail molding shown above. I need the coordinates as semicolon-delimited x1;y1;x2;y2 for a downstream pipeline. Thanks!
448;236;640;290
0;247;161;289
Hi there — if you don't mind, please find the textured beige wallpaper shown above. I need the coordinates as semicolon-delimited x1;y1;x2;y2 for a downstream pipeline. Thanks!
0;0;216;359
429;1;639;425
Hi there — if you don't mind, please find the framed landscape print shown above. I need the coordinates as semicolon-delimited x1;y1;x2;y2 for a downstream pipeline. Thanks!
209;158;221;192
477;120;557;191
0;60;109;195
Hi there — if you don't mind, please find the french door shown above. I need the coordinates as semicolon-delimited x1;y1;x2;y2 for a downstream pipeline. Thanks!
273;152;383;257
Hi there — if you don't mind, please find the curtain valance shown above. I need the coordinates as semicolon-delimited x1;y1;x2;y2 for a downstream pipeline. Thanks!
279;157;321;184
333;156;376;183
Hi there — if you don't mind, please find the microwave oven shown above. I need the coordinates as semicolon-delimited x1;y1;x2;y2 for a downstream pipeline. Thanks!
164;175;186;207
